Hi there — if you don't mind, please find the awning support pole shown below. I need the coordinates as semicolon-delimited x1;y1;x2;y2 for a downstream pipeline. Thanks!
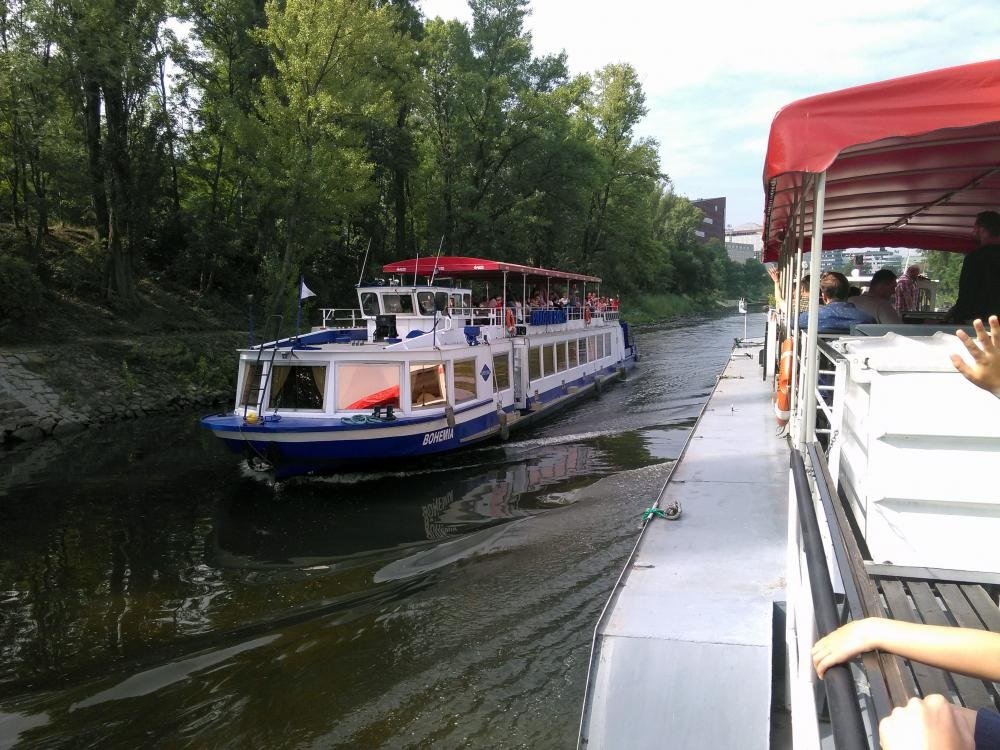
800;172;826;446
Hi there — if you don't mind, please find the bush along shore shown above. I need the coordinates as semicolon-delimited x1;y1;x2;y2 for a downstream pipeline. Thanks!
0;332;244;449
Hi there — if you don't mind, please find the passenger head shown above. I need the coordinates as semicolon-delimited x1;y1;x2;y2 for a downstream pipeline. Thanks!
848;286;862;298
905;264;920;279
869;269;898;300
820;271;850;302
974;210;1000;244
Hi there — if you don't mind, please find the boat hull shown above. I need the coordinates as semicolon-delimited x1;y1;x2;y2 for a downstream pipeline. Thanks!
203;358;633;479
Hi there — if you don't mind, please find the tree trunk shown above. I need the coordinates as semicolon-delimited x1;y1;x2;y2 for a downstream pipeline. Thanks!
82;75;109;242
102;77;136;307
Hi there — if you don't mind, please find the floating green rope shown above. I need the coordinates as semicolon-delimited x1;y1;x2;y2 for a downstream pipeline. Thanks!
642;507;667;522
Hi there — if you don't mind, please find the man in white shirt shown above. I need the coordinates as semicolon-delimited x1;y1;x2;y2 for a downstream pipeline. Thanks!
850;269;902;324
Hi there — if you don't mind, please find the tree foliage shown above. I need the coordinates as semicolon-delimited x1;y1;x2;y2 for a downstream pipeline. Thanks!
0;0;759;323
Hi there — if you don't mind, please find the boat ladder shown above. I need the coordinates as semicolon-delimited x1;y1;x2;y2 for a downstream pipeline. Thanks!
242;315;283;421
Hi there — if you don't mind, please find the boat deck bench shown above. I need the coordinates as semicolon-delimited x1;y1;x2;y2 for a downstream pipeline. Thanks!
806;444;1000;731
866;567;1000;715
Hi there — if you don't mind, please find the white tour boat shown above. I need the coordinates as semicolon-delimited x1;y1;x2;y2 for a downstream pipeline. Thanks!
201;257;636;478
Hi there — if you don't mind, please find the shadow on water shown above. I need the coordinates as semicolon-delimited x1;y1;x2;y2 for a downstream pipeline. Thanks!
0;312;764;749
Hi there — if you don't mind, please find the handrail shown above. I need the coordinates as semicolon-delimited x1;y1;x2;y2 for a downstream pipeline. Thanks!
790;449;869;750
805;442;914;716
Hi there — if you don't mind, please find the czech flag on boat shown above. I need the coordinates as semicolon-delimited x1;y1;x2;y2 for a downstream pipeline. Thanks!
300;277;316;300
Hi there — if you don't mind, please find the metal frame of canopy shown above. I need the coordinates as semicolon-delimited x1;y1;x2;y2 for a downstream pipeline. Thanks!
383;256;603;312
762;59;1000;446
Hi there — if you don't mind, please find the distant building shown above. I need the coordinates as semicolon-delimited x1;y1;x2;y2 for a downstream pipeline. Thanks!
725;222;763;261
725;241;755;264
692;197;726;243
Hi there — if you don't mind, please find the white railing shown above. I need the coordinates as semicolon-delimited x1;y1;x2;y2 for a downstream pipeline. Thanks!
320;308;365;328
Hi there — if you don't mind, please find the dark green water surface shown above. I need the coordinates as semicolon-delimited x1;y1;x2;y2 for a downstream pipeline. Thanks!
0;313;763;749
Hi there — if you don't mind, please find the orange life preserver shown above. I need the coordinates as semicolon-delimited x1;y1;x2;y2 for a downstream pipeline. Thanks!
505;307;516;334
584;307;592;325
774;338;793;426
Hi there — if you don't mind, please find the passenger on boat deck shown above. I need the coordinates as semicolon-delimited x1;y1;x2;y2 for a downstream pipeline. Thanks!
812;616;1000;749
796;271;875;332
951;315;1000;398
850;269;902;324
894;264;921;313
946;210;1000;323
766;266;813;311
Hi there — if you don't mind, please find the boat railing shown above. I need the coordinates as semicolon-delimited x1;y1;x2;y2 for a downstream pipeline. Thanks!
788;445;870;749
320;308;365;328
814;338;849;478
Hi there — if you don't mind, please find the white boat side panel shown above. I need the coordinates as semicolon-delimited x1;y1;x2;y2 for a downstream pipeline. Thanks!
839;339;1000;571
581;347;788;750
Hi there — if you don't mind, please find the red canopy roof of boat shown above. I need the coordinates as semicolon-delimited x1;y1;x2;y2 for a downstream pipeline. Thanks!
382;256;602;283
762;59;1000;261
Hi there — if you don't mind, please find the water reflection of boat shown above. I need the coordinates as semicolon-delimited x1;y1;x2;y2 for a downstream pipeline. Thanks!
211;444;597;569
201;257;637;479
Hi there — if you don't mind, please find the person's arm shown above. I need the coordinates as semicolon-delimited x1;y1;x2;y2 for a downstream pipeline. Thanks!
950;315;1000;397
767;266;785;307
812;617;1000;681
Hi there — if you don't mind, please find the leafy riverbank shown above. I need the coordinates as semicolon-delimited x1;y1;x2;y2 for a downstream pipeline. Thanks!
619;292;725;326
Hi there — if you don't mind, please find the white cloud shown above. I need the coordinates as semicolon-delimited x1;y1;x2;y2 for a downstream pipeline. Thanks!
418;0;1000;223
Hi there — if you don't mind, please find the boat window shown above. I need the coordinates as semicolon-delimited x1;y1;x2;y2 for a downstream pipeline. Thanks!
360;292;379;317
493;353;510;392
268;364;327;410
543;344;554;375
453;358;477;403
416;292;436;316
410;362;447;408
578;338;588;364
590;336;598;360
382;293;414;314
568;340;578;368
604;333;612;357
529;346;542;380
239;361;264;406
596;335;604;359
337;363;400;410
556;341;567;372
463;293;472;308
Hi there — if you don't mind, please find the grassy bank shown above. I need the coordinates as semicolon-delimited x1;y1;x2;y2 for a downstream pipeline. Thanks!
619;292;721;326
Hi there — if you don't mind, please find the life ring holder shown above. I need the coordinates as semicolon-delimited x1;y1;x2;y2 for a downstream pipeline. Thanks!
583;307;592;325
505;307;516;335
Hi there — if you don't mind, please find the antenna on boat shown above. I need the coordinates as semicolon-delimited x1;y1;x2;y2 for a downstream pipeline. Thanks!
413;250;419;287
429;236;445;286
355;238;372;287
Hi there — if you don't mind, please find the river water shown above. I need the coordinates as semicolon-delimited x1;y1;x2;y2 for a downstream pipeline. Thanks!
0;312;763;749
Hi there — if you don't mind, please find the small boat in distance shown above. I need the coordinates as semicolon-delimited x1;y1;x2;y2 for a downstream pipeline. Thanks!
201;257;637;479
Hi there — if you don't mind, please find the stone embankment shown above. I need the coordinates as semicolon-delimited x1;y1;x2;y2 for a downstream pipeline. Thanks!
0;332;243;448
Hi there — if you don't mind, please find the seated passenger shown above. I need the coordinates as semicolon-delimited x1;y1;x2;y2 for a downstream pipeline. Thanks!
850;268;902;324
797;271;875;332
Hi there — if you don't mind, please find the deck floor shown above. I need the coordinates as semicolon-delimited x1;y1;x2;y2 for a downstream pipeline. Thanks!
582;345;789;749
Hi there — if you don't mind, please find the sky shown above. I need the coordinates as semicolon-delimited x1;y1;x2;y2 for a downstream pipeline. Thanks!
417;0;1000;227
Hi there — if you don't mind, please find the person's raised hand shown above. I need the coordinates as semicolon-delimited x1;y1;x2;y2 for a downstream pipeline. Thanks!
950;315;1000;396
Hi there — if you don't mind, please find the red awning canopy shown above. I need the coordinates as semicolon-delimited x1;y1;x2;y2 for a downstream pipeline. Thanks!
382;256;602;284
762;60;1000;261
